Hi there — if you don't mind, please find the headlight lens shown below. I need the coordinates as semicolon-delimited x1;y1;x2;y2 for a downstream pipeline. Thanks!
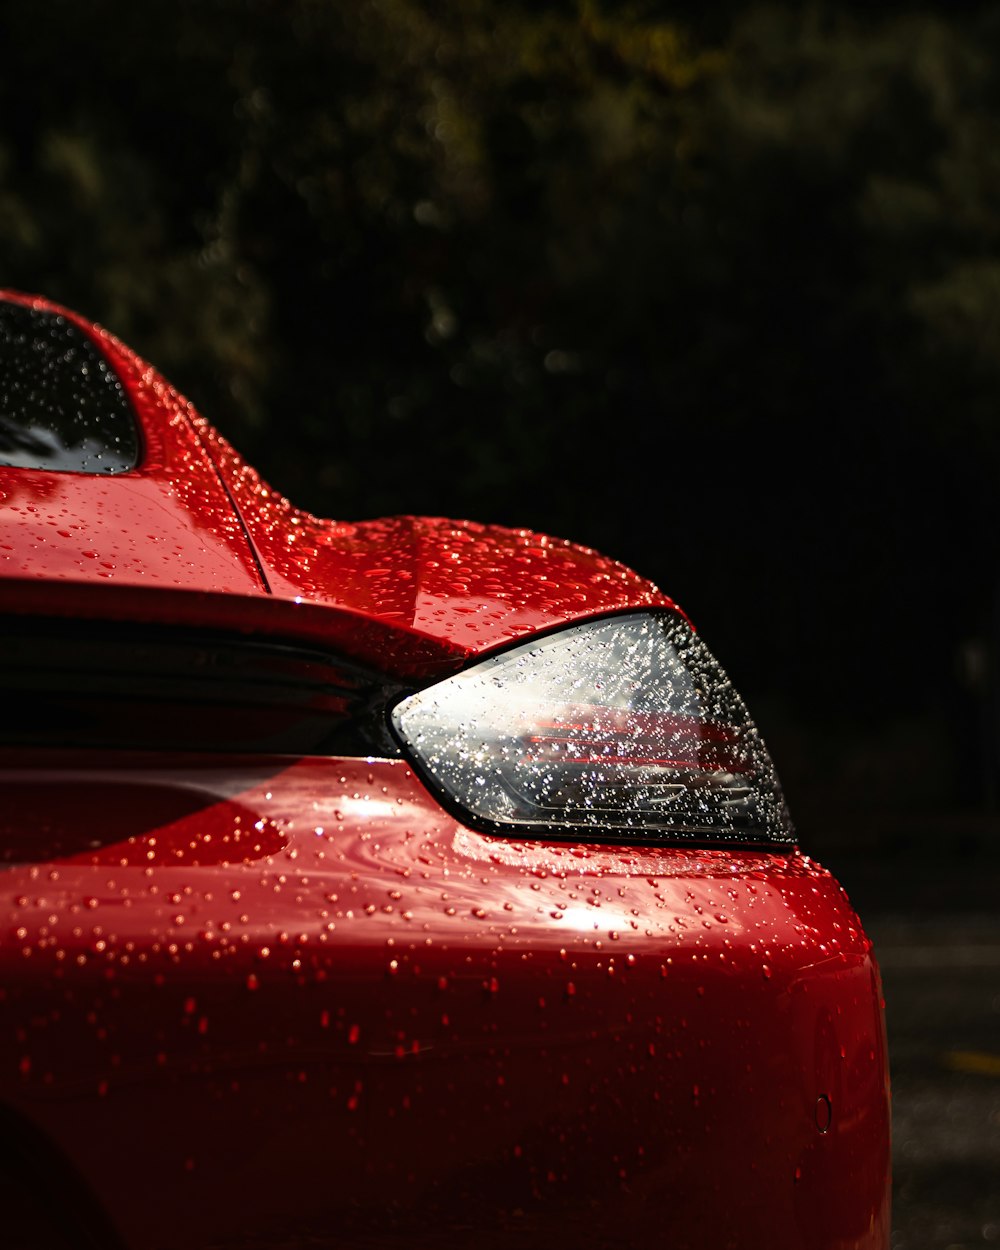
391;611;793;845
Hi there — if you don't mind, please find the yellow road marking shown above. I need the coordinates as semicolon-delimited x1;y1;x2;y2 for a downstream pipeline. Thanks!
945;1050;1000;1077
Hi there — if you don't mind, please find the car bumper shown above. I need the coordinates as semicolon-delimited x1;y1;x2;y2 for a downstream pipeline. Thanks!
0;752;890;1249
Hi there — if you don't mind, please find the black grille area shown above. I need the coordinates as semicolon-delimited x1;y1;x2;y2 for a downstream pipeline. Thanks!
0;618;405;756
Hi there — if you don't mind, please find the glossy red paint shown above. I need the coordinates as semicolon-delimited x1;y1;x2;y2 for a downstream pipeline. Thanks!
0;290;677;676
1;753;889;1250
0;293;891;1249
0;291;265;600
191;415;678;654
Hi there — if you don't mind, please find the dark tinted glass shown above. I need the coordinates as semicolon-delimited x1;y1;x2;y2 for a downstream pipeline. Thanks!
0;299;139;473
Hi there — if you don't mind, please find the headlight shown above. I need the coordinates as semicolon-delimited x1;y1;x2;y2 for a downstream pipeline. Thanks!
390;611;794;846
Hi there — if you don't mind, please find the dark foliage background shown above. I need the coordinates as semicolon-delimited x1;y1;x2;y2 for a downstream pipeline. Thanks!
4;0;1000;861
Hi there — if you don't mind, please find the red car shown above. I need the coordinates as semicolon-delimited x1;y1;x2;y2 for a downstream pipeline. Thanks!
0;290;890;1250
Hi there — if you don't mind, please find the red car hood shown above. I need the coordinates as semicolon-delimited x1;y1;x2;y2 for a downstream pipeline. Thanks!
0;292;677;678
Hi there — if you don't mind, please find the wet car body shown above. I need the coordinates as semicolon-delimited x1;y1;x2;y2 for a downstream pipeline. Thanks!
0;291;891;1249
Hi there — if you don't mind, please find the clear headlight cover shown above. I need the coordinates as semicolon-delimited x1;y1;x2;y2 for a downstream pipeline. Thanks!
391;612;794;845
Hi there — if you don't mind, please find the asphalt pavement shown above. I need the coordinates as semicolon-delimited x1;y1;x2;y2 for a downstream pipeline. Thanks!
825;850;1000;1250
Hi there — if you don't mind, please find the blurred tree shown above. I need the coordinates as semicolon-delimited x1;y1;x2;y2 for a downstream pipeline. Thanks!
3;0;1000;837
0;0;722;520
